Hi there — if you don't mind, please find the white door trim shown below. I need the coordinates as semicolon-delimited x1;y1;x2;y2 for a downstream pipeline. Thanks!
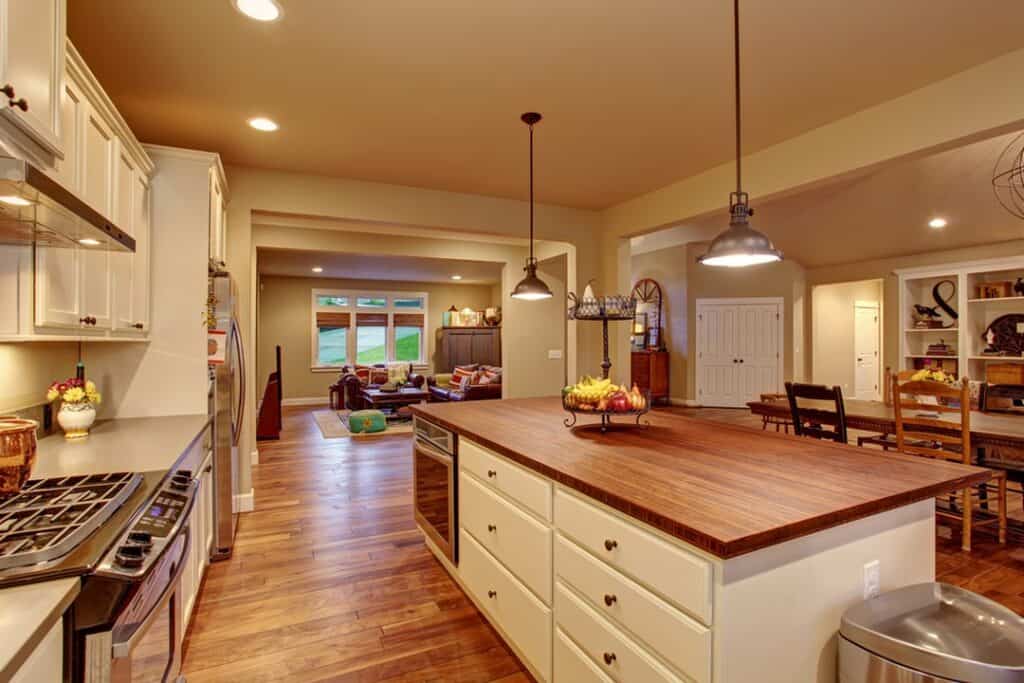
696;297;785;407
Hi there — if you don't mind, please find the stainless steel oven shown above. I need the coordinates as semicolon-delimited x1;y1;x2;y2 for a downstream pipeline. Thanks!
413;417;457;564
76;471;198;683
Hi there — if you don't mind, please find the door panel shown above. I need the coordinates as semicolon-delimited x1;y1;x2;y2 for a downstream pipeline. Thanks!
131;174;150;331
79;105;113;329
698;301;782;407
111;147;135;330
854;304;880;401
697;305;739;407
0;0;62;153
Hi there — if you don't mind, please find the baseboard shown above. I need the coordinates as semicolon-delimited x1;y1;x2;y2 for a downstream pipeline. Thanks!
233;489;255;514
250;449;259;466
281;397;330;406
668;397;701;407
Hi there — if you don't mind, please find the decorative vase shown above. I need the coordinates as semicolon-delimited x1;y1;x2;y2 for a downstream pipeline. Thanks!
0;417;38;494
57;402;96;440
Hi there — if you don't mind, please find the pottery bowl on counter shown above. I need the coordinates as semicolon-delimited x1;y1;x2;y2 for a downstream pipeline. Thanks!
0;417;39;495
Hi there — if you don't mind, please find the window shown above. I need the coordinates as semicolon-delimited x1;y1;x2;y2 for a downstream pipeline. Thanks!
311;290;428;369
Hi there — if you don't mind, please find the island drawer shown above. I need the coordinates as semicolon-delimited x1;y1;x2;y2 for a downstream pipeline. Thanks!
554;489;713;626
555;582;683;683
460;531;552;681
460;472;552;604
555;534;711;683
555;628;615;683
461;438;552;521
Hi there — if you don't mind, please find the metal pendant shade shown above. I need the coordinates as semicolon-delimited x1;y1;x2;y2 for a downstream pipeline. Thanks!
698;0;782;268
511;112;553;300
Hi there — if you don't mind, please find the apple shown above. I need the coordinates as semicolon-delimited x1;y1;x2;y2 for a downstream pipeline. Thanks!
608;391;631;413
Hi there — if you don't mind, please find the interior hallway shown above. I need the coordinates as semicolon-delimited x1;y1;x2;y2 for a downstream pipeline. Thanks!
183;404;1024;682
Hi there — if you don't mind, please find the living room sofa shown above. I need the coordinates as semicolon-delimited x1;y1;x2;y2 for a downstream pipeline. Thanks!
331;363;425;410
427;365;502;402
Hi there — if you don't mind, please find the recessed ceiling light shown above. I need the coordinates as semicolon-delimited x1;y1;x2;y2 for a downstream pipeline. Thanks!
450;275;463;281
311;266;323;273
247;117;279;132
233;0;282;22
928;217;948;229
79;238;101;246
0;195;32;207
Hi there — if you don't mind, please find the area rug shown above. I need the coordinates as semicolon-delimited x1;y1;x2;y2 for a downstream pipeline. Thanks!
313;409;415;439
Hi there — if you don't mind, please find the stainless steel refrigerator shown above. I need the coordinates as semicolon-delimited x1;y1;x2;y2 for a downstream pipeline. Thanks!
209;269;245;561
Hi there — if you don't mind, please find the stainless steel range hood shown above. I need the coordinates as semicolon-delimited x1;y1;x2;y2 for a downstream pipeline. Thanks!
0;157;135;252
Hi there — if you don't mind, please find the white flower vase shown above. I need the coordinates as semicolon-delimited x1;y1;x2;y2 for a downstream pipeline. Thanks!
57;402;96;440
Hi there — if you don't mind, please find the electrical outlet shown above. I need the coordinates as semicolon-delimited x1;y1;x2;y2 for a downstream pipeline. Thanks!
1017;322;1024;334
548;349;563;360
863;560;880;600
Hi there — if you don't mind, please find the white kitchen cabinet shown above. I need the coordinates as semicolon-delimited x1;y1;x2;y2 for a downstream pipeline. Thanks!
9;618;63;683
110;142;150;334
184;450;213;628
78;102;114;331
0;0;65;159
129;172;151;332
209;167;227;266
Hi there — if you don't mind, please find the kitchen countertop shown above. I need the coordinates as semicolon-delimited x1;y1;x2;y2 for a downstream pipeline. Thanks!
0;578;79;680
33;413;211;478
411;397;991;558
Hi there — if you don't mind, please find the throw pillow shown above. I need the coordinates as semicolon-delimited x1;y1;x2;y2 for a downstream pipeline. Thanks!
354;367;371;384
369;368;389;385
386;362;409;385
451;367;476;389
479;367;502;385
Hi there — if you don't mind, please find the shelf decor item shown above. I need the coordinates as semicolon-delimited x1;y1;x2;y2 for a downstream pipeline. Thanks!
631;278;665;351
47;376;102;440
561;377;650;433
0;417;38;495
978;281;1013;299
981;314;1024;357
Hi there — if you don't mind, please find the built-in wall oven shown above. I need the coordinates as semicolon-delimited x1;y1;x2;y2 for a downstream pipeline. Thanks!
413;417;457;565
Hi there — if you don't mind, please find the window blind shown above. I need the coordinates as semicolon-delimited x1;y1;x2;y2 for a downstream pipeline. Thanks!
356;312;388;326
393;313;425;327
315;311;350;327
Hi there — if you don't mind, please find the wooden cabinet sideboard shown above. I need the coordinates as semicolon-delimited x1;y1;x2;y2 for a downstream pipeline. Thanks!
439;327;501;371
631;350;669;404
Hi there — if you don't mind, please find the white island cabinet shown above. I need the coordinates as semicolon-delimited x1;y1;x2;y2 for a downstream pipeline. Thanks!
409;398;974;683
0;578;78;683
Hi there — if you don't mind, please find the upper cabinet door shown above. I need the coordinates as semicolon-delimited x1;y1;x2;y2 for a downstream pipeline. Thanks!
78;103;113;330
130;172;150;332
209;169;225;266
0;0;65;156
52;75;81;191
111;144;136;331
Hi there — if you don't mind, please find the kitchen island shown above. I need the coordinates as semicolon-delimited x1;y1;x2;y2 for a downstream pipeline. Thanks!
411;397;991;683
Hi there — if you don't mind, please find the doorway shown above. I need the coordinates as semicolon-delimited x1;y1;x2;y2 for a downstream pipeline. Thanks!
696;297;784;407
854;301;881;401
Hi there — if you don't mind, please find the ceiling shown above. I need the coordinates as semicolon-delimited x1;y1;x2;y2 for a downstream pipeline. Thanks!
257;248;504;284
641;131;1024;268
67;1;1024;209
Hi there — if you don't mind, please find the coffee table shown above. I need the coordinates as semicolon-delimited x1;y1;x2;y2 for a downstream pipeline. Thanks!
360;387;429;421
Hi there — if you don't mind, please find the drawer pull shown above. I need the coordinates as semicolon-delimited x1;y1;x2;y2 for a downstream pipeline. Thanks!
604;539;618;551
487;469;497;478
487;590;497;599
8;97;28;112
603;652;617;666
487;524;497;533
0;85;14;98
603;593;617;606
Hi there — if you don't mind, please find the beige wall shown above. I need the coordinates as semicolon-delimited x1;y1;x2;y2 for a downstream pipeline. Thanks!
685;243;807;400
257;275;495;400
811;279;883;396
0;343;80;413
630;245;688;401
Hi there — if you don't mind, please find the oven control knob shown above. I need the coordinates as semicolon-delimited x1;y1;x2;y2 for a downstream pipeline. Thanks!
170;473;191;491
115;544;145;568
127;531;153;552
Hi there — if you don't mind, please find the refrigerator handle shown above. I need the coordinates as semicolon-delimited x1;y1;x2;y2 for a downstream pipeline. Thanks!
232;317;245;447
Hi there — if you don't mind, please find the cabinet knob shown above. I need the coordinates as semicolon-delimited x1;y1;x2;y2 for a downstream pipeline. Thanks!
132;322;144;329
0;84;14;99
487;469;497;478
8;98;27;112
79;316;96;326
604;539;618;552
603;652;617;665
487;524;497;533
487;590;497;599
739;358;744;363
604;593;617;606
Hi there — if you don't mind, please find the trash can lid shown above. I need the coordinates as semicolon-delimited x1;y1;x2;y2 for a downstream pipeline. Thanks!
841;583;1024;682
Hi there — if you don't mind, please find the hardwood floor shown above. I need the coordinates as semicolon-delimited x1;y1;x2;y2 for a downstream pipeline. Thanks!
183;404;1024;682
182;406;528;682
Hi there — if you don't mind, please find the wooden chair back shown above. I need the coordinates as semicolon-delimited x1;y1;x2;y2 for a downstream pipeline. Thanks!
785;382;849;444
882;367;918;405
892;375;970;464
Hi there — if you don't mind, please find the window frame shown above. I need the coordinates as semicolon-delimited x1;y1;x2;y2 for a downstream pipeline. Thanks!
311;288;429;371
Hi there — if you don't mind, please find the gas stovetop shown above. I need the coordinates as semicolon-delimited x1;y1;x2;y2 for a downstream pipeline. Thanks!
0;473;142;572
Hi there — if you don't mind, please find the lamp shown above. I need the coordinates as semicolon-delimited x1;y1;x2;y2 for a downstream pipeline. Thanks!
511;112;554;300
698;0;782;268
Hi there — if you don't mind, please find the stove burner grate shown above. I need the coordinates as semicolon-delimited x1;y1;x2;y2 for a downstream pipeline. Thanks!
0;472;142;571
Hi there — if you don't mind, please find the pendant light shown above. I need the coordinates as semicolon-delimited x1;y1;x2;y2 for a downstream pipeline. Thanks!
511;112;554;300
698;0;782;268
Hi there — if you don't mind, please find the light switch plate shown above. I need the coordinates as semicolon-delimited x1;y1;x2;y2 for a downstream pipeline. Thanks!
548;349;563;360
1016;322;1024;334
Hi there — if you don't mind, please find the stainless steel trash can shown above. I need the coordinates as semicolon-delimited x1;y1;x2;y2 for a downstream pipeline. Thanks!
839;583;1024;682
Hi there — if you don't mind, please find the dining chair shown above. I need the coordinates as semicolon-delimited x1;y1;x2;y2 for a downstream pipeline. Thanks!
785;382;848;444
759;393;792;434
892;374;1007;552
858;368;917;450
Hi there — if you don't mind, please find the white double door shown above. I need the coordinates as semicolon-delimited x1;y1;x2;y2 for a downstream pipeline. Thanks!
697;298;783;407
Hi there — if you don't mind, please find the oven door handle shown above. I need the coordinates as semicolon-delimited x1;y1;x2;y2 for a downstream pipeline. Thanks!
111;525;191;660
415;439;453;465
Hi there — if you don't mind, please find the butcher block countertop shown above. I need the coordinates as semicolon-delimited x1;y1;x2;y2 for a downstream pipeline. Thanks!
410;397;992;558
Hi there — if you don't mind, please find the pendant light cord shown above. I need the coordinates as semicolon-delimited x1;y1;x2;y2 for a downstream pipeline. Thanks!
528;122;535;261
733;0;742;198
